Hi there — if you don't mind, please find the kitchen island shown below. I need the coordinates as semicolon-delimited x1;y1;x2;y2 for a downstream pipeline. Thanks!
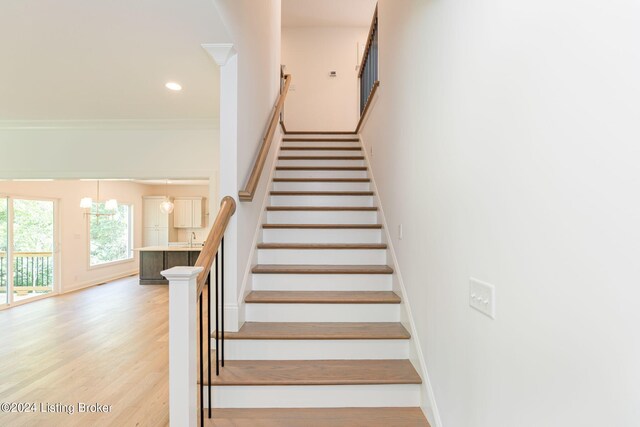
135;246;203;285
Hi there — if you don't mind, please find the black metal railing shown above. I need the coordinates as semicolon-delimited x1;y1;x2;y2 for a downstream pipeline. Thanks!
197;237;224;426
359;6;379;114
0;252;54;294
191;195;235;426
0;252;6;289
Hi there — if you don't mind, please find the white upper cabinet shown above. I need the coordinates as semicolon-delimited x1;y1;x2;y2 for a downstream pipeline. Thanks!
174;197;205;229
143;197;170;246
143;197;169;228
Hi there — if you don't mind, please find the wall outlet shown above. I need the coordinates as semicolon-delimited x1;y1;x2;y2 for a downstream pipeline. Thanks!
289;84;296;92
469;277;495;319
398;224;403;240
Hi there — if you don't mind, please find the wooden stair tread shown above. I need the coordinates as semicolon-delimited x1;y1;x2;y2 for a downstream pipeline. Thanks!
270;191;374;196
262;223;382;229
252;264;394;274
273;178;370;182
266;206;377;211
218;322;411;340
283;138;359;142
207;407;430;427
279;156;365;160
204;359;421;386
276;166;367;171
245;291;400;304
257;243;386;250
281;146;362;151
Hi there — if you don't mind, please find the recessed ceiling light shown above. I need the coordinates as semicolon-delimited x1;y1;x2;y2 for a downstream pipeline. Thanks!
165;82;182;91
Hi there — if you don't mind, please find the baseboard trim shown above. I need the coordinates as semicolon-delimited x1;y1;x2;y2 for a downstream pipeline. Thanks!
358;134;442;427
62;271;139;295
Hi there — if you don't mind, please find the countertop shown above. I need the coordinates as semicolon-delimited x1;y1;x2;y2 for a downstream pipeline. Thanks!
134;246;203;252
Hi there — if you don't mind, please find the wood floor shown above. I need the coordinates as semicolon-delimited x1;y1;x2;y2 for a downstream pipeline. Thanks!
0;276;429;426
0;276;170;427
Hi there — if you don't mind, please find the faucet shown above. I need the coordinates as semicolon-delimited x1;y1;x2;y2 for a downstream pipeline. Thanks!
190;231;196;247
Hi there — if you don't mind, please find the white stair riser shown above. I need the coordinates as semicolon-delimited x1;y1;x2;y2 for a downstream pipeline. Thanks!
275;170;368;179
252;273;392;291
282;141;360;148
267;210;378;224
216;339;410;360
270;195;373;207
284;134;357;138
281;149;363;157
277;159;365;167
272;182;370;192
245;303;400;322
258;248;386;265
263;228;382;244
206;385;421;408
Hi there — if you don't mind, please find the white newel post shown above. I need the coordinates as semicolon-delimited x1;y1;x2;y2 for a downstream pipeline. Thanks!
162;266;203;427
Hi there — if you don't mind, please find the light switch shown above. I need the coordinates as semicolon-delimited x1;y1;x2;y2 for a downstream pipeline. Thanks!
469;277;495;319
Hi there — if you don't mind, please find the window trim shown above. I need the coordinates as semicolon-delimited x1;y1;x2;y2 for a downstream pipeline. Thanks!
87;202;134;269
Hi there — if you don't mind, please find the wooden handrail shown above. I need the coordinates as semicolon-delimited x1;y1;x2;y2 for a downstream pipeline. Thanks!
194;196;236;296
358;5;378;78
239;74;292;202
0;251;53;257
356;80;380;133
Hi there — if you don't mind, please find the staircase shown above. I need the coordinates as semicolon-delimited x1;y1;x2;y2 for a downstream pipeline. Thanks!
207;132;429;426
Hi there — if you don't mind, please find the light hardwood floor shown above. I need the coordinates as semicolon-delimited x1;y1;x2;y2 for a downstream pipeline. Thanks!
0;276;170;427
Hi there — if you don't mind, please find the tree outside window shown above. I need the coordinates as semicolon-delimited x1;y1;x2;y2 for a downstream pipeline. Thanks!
90;203;132;266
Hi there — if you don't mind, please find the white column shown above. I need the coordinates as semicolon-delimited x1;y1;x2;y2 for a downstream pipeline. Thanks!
162;266;203;427
202;43;241;331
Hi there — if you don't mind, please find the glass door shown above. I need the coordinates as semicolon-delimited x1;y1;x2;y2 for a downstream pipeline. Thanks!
0;197;8;306
11;199;55;302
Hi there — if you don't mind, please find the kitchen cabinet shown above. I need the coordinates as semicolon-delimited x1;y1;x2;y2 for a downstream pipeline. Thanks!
143;197;169;246
137;248;203;285
173;197;205;229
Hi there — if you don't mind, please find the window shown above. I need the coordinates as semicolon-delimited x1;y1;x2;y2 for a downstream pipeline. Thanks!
89;203;133;266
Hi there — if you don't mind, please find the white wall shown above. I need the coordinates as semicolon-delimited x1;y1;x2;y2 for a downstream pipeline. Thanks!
0;180;147;293
0;121;218;180
361;1;640;426
282;26;368;131
213;0;282;330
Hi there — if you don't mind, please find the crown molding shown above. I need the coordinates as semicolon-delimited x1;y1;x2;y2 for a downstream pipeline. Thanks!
201;43;236;66
0;118;220;131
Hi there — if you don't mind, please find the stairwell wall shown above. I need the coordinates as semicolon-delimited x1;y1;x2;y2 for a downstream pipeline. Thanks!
213;0;282;330
281;26;369;131
360;0;640;426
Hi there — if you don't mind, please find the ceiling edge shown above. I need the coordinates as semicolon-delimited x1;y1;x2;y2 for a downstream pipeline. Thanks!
0;118;220;131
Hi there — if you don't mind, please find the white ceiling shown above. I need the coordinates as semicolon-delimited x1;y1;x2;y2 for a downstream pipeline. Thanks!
0;0;231;121
282;0;377;27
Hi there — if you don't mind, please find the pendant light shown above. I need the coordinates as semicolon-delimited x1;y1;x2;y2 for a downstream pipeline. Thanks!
159;179;174;214
81;180;117;217
105;198;118;211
